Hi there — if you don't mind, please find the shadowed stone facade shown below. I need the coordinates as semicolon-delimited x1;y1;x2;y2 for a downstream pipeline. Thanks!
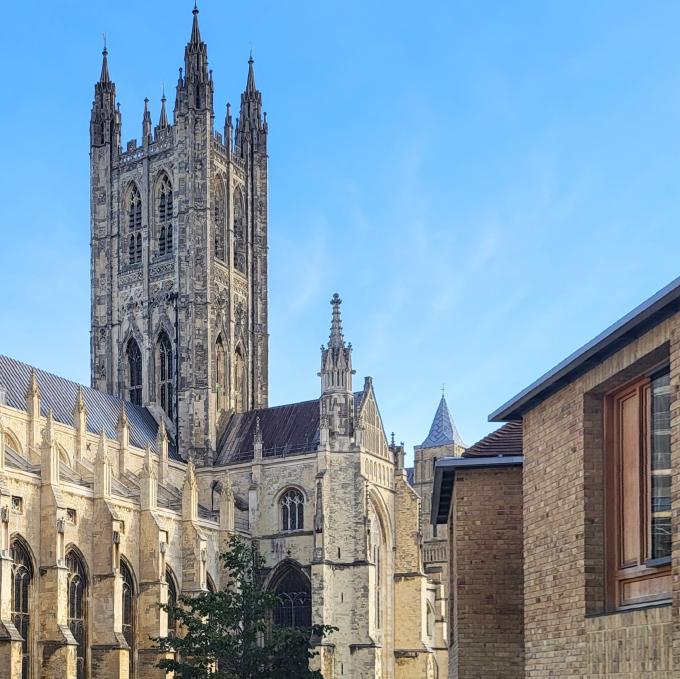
0;6;448;679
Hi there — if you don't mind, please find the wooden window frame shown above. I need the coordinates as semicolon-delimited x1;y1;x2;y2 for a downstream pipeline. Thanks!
604;367;672;610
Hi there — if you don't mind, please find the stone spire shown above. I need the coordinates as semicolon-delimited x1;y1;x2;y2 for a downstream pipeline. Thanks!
157;91;169;130
237;54;266;154
100;44;110;84
91;43;119;148
142;97;152;142
319;294;356;443
176;3;212;113
420;395;466;449
320;294;354;395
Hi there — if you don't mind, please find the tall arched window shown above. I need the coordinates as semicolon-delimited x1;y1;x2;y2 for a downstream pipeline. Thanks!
272;566;311;629
156;332;173;421
66;550;87;679
126;338;143;406
233;188;246;274
127;184;142;265
11;538;32;679
280;489;304;532
121;559;136;678
234;346;245;413
214;180;226;261
368;503;386;632
157;174;173;256
166;567;178;640
215;336;227;413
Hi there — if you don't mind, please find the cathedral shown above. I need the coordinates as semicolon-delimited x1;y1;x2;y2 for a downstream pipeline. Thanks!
0;7;452;679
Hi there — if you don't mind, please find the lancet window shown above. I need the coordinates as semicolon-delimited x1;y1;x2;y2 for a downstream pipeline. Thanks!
127;184;142;265
157;174;174;256
156;332;173;421
66;550;87;679
126;338;143;406
11;539;32;679
281;489;304;532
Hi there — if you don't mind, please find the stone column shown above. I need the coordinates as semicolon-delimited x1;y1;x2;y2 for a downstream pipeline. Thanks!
137;446;171;677
90;431;129;678
38;412;77;679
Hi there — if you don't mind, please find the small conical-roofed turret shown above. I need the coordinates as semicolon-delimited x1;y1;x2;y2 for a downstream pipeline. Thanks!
420;394;466;449
176;3;212;113
142;97;152;142
100;44;110;84
91;42;119;147
237;53;266;154
319;293;354;395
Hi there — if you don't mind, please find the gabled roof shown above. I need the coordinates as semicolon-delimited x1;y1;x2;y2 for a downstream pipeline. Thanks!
0;355;180;460
418;396;465;449
463;421;522;458
216;391;366;465
490;274;680;422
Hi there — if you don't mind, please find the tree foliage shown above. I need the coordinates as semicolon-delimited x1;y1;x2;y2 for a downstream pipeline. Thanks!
155;535;335;678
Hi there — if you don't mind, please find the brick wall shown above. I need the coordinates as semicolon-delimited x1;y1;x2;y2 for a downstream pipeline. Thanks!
450;466;524;678
522;318;678;678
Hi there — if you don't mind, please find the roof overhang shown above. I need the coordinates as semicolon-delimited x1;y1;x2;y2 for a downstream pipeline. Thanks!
430;455;524;525
489;274;680;422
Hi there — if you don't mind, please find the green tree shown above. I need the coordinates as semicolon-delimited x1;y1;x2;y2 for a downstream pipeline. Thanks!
155;535;335;678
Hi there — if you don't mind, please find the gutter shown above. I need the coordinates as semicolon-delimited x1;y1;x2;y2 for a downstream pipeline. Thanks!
430;455;524;525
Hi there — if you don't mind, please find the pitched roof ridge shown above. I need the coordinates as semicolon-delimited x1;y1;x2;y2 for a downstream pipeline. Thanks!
463;421;523;458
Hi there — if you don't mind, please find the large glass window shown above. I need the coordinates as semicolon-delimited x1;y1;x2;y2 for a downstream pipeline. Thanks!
272;567;311;629
280;489;304;532
11;539;32;679
66;551;87;679
606;367;672;609
127;184;142;265
121;559;135;678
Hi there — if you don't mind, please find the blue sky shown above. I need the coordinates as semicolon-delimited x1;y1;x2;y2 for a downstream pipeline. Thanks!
2;2;680;462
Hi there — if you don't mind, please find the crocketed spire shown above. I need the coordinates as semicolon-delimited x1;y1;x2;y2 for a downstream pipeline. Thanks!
420;395;466;448
319;294;354;395
100;46;110;84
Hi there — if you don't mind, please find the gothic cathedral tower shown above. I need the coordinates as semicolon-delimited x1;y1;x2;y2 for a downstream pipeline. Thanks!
90;7;269;464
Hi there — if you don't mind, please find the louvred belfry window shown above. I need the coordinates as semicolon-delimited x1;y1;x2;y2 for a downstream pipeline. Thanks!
127;184;142;265
605;367;672;609
157;332;173;421
157;174;173;256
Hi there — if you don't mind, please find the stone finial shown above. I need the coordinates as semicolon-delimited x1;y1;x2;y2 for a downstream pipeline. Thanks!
94;429;112;499
182;459;198;522
117;401;129;477
219;472;234;532
26;369;41;399
253;416;263;462
139;443;157;511
157;419;169;486
73;387;88;462
40;409;59;487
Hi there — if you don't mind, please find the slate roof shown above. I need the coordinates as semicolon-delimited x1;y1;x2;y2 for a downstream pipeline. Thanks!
217;390;366;465
418;396;466;449
405;467;415;486
0;355;180;460
463;421;523;458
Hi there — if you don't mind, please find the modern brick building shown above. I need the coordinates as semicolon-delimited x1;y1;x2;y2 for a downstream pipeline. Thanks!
434;275;680;677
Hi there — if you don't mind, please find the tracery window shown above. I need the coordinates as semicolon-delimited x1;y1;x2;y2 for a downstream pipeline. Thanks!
216;336;227;413
66;550;87;679
166;567;178;640
233;188;246;274
11;539;32;679
280;489;304;532
127;184;142;265
214;180;226;261
272;567;311;629
121;559;135;678
156;332;173;421
126;339;143;406
157;174;173;256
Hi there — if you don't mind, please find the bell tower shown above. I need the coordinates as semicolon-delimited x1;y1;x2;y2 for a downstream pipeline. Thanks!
89;6;269;464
